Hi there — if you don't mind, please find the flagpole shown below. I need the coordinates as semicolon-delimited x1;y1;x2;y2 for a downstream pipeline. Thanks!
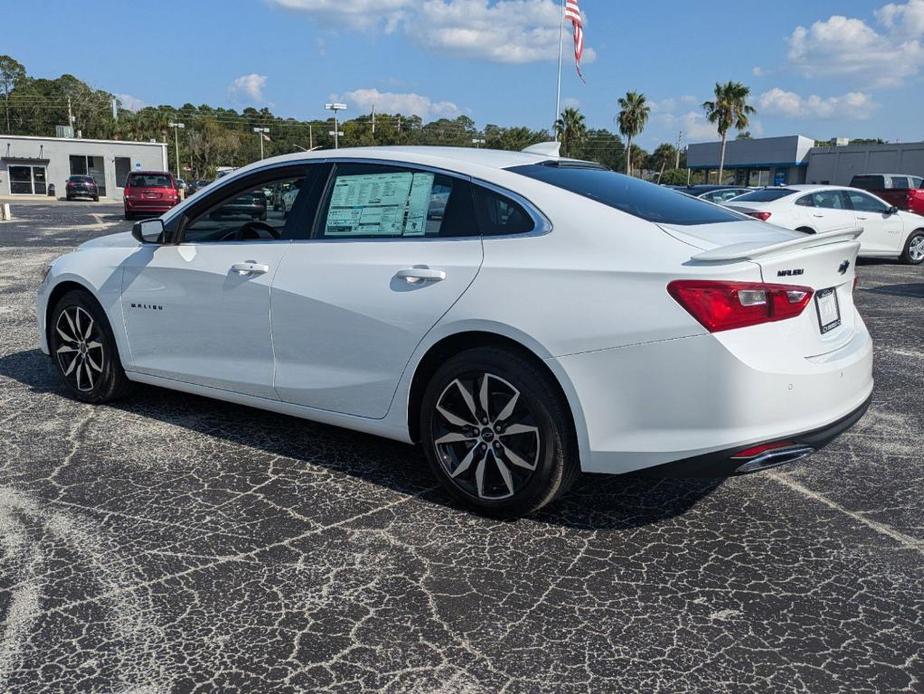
554;0;564;135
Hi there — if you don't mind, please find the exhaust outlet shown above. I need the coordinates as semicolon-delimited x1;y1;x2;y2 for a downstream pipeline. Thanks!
734;446;816;474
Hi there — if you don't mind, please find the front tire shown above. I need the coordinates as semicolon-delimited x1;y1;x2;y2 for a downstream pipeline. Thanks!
901;230;924;265
49;290;133;404
419;347;578;517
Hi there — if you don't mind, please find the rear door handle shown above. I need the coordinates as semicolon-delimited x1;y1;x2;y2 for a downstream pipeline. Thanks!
856;216;869;220
396;266;446;283
812;213;825;218
231;261;269;276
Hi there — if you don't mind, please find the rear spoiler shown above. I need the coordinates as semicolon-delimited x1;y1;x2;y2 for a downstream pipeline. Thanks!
690;226;863;263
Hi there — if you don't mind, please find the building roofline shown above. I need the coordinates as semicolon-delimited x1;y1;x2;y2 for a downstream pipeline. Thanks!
0;134;167;148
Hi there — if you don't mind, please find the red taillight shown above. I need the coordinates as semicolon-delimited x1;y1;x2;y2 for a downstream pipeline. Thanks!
747;211;772;221
667;280;814;333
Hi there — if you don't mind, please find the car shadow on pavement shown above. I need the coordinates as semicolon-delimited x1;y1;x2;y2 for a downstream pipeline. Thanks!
0;348;723;530
863;282;924;299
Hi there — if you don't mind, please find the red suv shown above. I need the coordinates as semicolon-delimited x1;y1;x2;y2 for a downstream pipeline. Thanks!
850;174;924;216
123;171;180;220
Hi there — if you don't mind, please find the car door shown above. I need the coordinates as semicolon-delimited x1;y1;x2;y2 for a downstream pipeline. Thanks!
120;165;320;398
807;190;857;232
844;189;904;254
270;162;484;418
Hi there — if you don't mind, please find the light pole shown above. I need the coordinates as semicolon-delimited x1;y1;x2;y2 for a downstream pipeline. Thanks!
253;127;270;160
168;122;185;178
325;103;347;149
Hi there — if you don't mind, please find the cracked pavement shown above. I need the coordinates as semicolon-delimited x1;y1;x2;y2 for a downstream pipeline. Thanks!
0;201;922;692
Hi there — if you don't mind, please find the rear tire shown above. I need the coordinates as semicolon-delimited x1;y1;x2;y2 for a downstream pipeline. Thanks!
900;230;924;265
419;347;579;517
48;290;134;404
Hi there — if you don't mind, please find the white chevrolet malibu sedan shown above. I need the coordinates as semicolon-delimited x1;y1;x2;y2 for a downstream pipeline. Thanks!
37;145;874;516
726;185;924;264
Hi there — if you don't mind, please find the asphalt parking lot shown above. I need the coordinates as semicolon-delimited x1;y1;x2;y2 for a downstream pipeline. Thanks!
0;200;922;693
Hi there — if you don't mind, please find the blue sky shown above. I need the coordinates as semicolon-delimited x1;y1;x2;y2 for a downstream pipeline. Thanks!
6;1;923;148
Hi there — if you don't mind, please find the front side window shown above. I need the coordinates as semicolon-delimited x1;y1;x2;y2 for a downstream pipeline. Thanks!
319;164;476;239
509;163;745;225
846;191;889;213
183;170;311;243
811;190;849;210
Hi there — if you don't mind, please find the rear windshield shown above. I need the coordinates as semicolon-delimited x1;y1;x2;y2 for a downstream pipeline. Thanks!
850;176;882;190
68;175;94;182
127;173;173;188
507;164;744;225
731;188;798;203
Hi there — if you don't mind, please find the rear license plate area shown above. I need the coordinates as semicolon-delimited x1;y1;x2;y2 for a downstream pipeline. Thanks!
815;288;841;334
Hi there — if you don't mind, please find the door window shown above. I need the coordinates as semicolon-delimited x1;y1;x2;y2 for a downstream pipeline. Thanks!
318;164;476;239
183;169;313;243
888;176;910;189
811;190;849;209
115;157;132;188
846;191;889;213
8;165;46;194
795;195;815;207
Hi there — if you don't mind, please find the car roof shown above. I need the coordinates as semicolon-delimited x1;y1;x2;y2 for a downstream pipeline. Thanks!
129;170;172;176
852;173;917;177
217;146;593;181
781;184;857;192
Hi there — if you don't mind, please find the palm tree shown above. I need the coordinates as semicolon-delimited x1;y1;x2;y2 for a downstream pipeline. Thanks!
703;81;756;183
616;91;650;175
554;107;586;157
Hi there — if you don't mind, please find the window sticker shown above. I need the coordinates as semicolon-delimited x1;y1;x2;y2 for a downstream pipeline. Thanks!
325;172;437;236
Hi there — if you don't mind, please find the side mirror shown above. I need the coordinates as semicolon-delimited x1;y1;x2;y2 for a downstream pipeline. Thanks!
888;205;899;215
132;218;165;244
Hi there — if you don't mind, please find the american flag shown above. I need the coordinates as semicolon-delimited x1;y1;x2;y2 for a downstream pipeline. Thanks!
564;0;585;82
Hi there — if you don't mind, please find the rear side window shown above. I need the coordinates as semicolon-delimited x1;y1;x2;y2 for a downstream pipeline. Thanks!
889;176;910;189
850;175;883;190
508;164;743;225
128;173;173;188
812;190;850;209
472;185;535;235
914;177;924;189
319;164;477;239
795;195;815;207
732;188;798;203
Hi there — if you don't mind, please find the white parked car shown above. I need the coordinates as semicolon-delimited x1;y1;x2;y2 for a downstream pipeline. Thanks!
37;146;873;516
726;185;924;264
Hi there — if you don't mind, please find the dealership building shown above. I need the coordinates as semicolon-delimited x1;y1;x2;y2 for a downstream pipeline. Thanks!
687;135;924;187
0;134;168;199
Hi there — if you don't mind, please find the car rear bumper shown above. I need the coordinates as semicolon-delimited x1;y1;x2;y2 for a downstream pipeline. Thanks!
552;321;874;476
125;200;175;214
633;393;871;477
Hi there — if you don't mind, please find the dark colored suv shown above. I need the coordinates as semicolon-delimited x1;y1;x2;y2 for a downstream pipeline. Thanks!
65;175;99;202
123;171;180;220
850;174;924;216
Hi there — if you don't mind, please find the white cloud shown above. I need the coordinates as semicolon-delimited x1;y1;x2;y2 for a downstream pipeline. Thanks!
654;109;718;143
269;0;595;64
787;1;924;86
228;73;268;102
115;94;146;112
758;88;879;120
337;88;462;119
752;66;766;77
270;0;410;31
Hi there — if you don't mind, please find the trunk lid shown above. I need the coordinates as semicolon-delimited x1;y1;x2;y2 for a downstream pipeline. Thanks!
661;220;863;357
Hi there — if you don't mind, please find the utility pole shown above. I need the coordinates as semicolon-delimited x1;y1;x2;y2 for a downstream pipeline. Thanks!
308;123;313;150
112;97;118;122
67;96;75;133
371;104;376;138
253;127;270;160
675;130;684;169
325;103;347;149
168;122;185;177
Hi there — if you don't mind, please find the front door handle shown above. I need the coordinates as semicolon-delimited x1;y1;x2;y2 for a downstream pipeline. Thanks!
396;266;446;283
812;213;825;218
856;215;869;220
231;261;269;276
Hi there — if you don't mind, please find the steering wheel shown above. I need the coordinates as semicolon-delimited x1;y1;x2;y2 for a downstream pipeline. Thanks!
219;221;280;241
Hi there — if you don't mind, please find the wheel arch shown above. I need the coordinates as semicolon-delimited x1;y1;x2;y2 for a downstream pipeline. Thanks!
406;330;584;462
45;280;99;344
